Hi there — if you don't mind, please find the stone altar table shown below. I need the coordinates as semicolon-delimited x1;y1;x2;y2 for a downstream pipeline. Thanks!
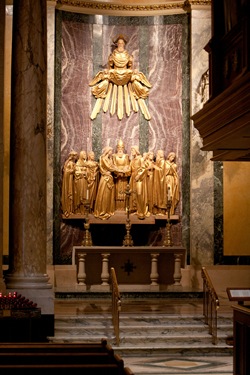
72;246;186;292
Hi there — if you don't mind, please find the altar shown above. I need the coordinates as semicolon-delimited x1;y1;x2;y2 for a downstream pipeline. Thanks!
72;245;186;292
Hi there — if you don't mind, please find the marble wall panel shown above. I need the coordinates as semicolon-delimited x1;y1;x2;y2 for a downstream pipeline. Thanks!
148;24;183;154
54;12;189;263
190;10;213;270
47;4;56;265
60;18;93;164
214;161;223;264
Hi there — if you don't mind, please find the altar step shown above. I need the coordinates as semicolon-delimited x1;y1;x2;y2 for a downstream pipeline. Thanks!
49;312;233;355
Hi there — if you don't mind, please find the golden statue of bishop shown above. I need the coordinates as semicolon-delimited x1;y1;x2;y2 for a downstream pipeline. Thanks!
89;34;152;121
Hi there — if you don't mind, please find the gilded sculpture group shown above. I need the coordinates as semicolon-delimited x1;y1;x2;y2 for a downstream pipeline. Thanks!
62;35;179;220
89;34;152;120
61;140;180;221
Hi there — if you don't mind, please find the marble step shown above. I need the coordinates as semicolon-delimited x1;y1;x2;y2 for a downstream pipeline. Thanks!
48;335;233;356
54;321;232;337
55;314;232;333
50;313;233;354
55;313;233;327
52;329;232;345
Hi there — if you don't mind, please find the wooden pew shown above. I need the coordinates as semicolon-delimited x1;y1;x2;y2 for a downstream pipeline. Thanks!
0;339;113;354
0;340;133;375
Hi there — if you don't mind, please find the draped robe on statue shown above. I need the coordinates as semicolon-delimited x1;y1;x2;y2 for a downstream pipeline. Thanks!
94;149;117;220
113;151;131;210
86;154;99;213
144;152;155;214
61;152;78;217
165;157;180;215
74;153;88;214
153;151;166;215
89;35;152;120
129;148;149;219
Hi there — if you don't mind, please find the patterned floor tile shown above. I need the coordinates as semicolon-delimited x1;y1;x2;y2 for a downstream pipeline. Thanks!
122;355;233;374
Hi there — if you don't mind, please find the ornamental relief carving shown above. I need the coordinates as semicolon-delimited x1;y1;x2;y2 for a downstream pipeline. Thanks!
56;0;211;15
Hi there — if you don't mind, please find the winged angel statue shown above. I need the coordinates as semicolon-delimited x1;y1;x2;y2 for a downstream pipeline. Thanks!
89;35;152;121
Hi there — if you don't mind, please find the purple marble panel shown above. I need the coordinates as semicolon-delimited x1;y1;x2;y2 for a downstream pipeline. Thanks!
61;21;93;165
148;24;183;156
61;22;183;161
148;24;183;214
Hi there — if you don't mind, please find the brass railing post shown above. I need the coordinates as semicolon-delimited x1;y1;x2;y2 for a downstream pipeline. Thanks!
201;267;219;345
110;267;121;346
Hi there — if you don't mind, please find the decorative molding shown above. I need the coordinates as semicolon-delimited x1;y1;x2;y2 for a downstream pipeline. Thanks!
7;0;212;13
187;0;211;5
57;0;183;12
56;0;211;16
55;0;210;15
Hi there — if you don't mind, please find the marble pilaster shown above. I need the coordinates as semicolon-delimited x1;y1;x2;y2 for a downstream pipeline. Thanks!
190;9;214;276
47;2;56;265
5;0;53;314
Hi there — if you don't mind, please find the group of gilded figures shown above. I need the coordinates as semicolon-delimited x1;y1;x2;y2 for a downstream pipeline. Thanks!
61;140;180;221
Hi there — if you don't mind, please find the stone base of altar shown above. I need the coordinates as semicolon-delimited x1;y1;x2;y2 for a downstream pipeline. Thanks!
47;253;203;296
73;246;186;290
88;284;162;292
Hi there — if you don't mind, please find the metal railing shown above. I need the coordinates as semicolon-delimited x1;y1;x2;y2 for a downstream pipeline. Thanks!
201;266;220;344
110;267;121;346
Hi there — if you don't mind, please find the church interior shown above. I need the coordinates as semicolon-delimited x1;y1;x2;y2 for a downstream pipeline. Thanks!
0;0;250;374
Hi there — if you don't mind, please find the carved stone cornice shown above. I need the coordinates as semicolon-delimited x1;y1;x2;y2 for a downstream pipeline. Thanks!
56;0;211;15
187;0;211;5
56;0;183;11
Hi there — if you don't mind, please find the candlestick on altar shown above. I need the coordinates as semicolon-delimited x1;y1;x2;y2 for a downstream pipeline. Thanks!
163;194;173;247
155;194;173;247
123;184;133;247
167;186;171;201
82;194;92;246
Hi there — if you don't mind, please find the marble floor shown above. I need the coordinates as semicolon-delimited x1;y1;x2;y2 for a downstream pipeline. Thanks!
54;296;234;375
122;354;233;375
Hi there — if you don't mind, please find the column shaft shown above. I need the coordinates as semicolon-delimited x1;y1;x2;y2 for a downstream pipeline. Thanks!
6;0;49;292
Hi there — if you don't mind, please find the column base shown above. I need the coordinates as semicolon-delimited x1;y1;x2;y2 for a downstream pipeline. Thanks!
5;274;52;289
5;274;54;315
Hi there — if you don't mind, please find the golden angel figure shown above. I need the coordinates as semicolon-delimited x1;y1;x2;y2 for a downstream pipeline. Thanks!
89;34;152;121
